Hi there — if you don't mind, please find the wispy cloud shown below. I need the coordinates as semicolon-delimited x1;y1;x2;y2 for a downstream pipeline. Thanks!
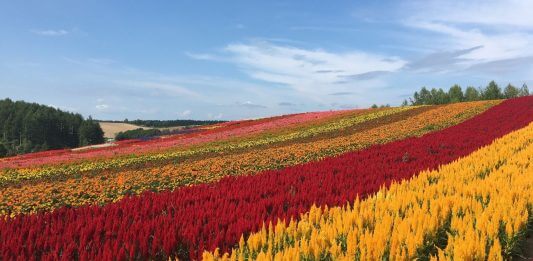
406;0;533;29
402;0;533;73
201;41;406;95
96;104;109;111
31;29;69;36
329;92;353;96
179;109;192;117
235;101;267;109
407;22;533;62
339;70;392;81
184;52;221;61
404;46;483;73
278;101;297;106
315;69;344;74
467;56;533;74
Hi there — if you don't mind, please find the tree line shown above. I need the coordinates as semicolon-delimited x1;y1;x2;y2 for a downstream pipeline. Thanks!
115;128;162;141
0;98;104;157
403;81;529;106
115;127;199;141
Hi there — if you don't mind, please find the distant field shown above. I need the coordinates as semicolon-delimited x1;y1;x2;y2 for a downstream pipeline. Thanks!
99;122;190;139
98;122;151;139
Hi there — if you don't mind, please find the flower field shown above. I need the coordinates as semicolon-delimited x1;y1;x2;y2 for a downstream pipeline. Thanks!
206;122;533;260
0;97;532;260
0;101;494;216
0;109;359;169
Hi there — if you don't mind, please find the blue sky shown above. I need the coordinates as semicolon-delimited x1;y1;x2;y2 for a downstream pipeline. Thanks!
1;1;532;120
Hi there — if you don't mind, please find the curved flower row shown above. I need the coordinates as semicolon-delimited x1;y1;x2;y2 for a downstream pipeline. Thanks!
0;102;491;216
0;109;356;169
0;107;409;185
0;97;529;260
206;122;533;260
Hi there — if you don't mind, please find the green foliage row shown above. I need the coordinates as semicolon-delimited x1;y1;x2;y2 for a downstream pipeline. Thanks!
115;126;201;141
405;81;529;106
0;98;104;157
115;128;164;141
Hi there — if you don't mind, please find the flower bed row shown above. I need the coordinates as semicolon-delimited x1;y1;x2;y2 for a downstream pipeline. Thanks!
0;97;529;260
0;106;409;186
0;109;357;169
206;122;533;260
0;102;491;216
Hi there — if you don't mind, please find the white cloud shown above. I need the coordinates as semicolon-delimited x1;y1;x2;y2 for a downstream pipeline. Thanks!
96;104;109;111
407;21;533;62
403;0;533;70
185;52;221;61
180;109;192;117
214;41;406;95
236;101;267;109
407;0;533;29
31;29;69;36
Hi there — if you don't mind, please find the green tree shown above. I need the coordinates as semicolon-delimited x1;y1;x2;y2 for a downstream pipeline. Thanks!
419;87;432;105
0;143;7;157
483;81;503;100
370;104;378;109
412;91;420;105
464;86;480;101
78;117;105;146
503;84;519;99
0;99;93;156
437;88;449;104
519;83;530;96
401;99;409;107
448;84;464;103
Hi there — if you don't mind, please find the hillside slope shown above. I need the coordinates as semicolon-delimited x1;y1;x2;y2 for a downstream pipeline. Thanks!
0;97;532;260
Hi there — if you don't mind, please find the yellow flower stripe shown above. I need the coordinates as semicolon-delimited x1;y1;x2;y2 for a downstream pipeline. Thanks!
205;122;533;260
0;101;496;216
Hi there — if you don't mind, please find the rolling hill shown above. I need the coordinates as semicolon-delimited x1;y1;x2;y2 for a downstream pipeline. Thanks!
0;97;532;260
